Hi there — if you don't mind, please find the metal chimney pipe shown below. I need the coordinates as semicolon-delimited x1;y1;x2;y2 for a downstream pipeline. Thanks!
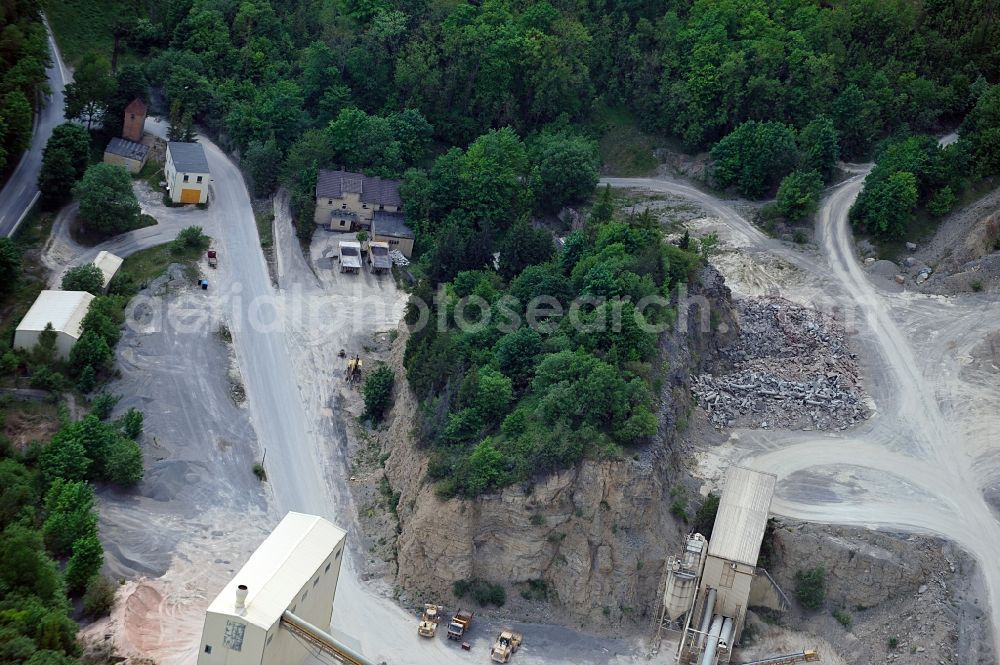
235;584;248;610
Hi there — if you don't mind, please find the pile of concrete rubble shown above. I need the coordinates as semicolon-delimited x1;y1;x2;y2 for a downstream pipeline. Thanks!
693;297;870;430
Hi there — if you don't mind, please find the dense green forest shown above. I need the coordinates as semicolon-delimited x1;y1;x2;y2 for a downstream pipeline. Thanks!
402;189;703;496
32;0;1000;499
49;0;1000;231
0;0;50;176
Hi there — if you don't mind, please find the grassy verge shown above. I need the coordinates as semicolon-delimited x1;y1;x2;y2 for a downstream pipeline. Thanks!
119;241;204;287
70;213;157;247
1;210;56;349
256;211;274;250
591;105;659;177
42;0;137;66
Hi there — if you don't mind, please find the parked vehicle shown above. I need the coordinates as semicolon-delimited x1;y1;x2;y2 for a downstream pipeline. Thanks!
207;249;217;268
417;604;441;638
490;629;522;662
446;609;473;641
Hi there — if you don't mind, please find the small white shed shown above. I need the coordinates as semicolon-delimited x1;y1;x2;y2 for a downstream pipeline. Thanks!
93;251;123;291
14;290;95;360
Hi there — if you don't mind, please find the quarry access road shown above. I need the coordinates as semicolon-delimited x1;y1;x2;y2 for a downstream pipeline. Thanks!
605;172;1000;656
0;19;68;237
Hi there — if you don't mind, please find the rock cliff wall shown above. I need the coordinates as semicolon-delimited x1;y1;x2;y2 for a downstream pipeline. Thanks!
378;266;738;629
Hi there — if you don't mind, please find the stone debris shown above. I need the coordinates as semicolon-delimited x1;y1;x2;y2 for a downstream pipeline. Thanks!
693;296;870;430
388;250;410;266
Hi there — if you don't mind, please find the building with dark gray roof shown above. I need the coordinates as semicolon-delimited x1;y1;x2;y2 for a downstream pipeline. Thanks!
103;137;150;174
314;169;403;231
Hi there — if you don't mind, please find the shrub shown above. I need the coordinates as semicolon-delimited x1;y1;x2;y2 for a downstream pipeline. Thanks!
927;186;956;217
0;237;22;294
103;436;144;487
252;463;266;481
452;579;506;607
91;393;119;420
363;365;395;421
61;264;105;295
82;576;117;618
31;366;67;392
888;636;898;649
120;408;143;439
832;608;852;629
66;534;104;594
76;365;96;393
171;226;209;254
795;567;826;610
692;493;720;538
775;169;823;221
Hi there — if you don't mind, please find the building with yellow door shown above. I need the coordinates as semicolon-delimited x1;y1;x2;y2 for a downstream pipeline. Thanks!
165;141;211;204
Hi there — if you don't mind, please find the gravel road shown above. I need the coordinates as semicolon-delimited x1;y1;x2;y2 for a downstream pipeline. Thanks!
606;173;1000;659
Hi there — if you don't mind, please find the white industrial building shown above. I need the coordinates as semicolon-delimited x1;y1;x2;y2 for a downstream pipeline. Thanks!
655;467;788;665
93;251;123;291
197;512;374;665
14;290;95;360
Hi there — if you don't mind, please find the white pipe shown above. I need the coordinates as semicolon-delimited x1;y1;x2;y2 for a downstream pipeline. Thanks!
718;617;734;650
699;615;724;665
281;611;376;665
696;588;717;647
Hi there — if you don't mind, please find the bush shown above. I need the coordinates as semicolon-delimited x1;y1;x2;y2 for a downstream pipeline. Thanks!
775;169;823;221
795;567;826;610
75;365;96;393
927;186;956;217
453;579;506;607
65;533;104;594
120;408;143;439
0;237;22;294
832;608;852;629
90;393;119;420
31;366;67;392
171;226;209;254
692;493;719;539
61;264;104;295
82;575;117;618
252;462;266;481
362;365;395;421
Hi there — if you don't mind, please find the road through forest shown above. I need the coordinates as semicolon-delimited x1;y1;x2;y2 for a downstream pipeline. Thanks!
0;19;67;236
603;173;1000;657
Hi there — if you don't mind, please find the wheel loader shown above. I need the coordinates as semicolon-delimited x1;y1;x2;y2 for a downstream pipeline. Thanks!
417;604;441;638
490;629;522;662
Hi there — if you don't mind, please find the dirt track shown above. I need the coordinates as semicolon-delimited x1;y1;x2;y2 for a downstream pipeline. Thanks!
605;172;1000;660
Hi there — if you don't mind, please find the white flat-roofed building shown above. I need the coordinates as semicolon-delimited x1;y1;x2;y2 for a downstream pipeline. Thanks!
93;251;123;291
197;512;347;665
14;290;95;360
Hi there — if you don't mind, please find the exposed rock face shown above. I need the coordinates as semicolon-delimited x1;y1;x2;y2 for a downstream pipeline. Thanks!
379;266;738;629
769;522;932;609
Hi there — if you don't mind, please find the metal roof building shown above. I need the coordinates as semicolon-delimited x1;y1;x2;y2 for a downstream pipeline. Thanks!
685;466;776;663
707;466;776;567
93;251;123;290
14;290;95;360
197;513;348;665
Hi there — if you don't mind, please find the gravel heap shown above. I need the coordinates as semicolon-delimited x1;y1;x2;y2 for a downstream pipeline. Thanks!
693;297;869;430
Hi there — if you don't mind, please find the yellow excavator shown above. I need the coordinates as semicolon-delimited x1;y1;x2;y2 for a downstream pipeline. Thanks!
417;604;441;638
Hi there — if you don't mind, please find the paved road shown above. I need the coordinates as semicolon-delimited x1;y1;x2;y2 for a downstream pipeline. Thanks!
0;18;68;237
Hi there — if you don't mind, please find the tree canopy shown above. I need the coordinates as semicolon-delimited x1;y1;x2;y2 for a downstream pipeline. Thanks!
74;164;141;236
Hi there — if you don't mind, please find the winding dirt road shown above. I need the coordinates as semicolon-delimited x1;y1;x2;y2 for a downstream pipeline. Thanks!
604;172;1000;656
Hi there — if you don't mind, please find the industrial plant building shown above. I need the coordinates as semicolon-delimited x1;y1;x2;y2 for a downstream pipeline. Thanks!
654;466;788;665
197;512;375;665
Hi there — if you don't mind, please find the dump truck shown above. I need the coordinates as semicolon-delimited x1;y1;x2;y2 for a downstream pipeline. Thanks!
446;609;473;641
207;249;217;268
339;241;362;273
368;241;391;273
490;629;522;663
417;604;441;638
